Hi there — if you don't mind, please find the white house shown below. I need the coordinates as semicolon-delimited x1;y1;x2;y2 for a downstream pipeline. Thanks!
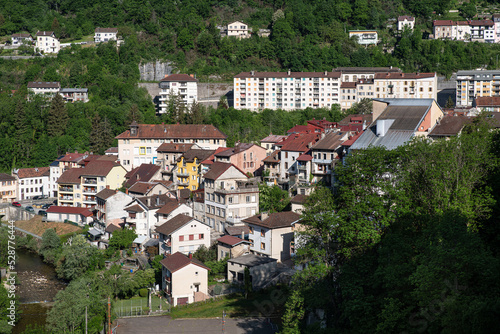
27;81;61;100
226;21;251;39
94;28;118;43
349;30;378;45
158;74;198;113
156;214;210;256
36;31;60;53
46;206;93;225
12;167;50;200
160;252;210;306
11;33;33;46
95;188;134;227
398;16;415;31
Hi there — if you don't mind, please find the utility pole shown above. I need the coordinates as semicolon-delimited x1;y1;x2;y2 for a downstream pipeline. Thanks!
85;306;88;334
222;309;226;333
108;296;111;334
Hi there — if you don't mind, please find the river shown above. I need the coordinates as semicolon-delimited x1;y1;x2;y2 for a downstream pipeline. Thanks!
13;248;67;333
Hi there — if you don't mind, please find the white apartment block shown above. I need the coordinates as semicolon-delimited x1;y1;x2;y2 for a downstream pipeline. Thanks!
349;30;378;45
456;70;500;107
398;16;415;31
373;72;437;100
12;167;50;200
116;122;227;171
94;28;118;43
234;71;342;111
36;31;60;54
158;74;198;113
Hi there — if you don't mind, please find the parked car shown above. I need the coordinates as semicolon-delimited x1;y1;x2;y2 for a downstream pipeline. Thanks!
38;210;47;217
32;195;42;200
33;203;44;209
25;206;35;213
12;202;21;207
41;203;52;210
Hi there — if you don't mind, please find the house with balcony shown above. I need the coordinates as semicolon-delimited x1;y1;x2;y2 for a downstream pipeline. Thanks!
59;88;89;103
217;235;251;261
0;174;17;203
243;211;301;263
12;167;50;200
57;160;126;208
158;74;198;113
214;143;266;176
116;122;227;171
35;31;60;53
223;21;251;39
176;149;215;190
262;151;281;184
350;98;444;151
276;133;321;182
156;214;210;256
11;33;33;45
160;252;210;306
156;143;199;180
349;30;378;45
310;132;349;186
373;72;437;100
94;28;118;43
203;162;259;232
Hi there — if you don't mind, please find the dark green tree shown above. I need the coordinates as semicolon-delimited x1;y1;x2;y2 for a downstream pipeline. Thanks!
47;94;68;137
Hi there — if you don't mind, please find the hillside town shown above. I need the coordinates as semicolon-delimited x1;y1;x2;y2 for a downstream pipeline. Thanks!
1;1;500;333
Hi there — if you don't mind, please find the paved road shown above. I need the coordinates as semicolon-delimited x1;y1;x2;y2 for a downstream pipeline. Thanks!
116;316;277;334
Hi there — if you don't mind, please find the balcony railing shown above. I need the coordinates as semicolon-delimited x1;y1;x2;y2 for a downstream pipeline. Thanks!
83;178;97;184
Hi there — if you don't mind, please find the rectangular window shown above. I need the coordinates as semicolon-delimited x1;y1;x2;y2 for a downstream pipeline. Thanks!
260;230;265;237
199;234;204;239
140;147;146;155
261;242;265;250
246;196;251;203
189;234;194;241
179;235;184;241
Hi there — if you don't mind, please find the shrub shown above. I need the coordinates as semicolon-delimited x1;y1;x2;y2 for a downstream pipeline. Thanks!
139;288;148;297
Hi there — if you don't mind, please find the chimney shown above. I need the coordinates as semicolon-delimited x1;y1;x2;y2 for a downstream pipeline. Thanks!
148;197;151;206
251;70;255;76
261;212;268;221
106;185;110;189
287;69;291;76
241;231;245;240
189;253;192;259
125;188;129;194
324;71;327;76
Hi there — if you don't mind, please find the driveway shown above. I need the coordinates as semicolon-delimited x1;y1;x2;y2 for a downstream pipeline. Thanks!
116;316;277;334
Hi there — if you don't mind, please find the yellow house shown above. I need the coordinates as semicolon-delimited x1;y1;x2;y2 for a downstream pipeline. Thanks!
176;149;215;190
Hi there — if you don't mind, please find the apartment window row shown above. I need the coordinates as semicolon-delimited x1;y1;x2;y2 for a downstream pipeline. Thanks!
21;187;43;193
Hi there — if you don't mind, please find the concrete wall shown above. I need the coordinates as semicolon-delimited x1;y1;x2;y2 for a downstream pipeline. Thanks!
0;206;35;221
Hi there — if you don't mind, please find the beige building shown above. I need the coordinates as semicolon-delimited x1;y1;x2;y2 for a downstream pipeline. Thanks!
456;70;500;107
160;252;210;306
36;31;60;53
0;173;17;203
116;122;227;171
373;72;437;100
225;21;250;39
203;162;259;232
234;71;342;111
216;235;251;261
243;211;301;263
157;214;210;256
57;160;127;208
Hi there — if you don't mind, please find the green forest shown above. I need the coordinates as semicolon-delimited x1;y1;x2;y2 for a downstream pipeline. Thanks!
288;118;500;333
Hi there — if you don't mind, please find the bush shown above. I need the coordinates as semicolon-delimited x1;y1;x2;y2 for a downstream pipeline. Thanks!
139;288;148;297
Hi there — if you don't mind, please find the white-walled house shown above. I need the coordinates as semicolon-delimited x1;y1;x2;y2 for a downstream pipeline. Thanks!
398;16;415;31
95;188;134;227
36;31;60;53
156;214;210;255
12;167;50;200
11;33;33;45
160;252;210;306
242;211;301;263
158;74;198;113
226;21;251;39
94;28;118;43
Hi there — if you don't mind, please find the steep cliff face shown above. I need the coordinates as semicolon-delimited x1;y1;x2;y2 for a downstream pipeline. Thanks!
139;61;173;81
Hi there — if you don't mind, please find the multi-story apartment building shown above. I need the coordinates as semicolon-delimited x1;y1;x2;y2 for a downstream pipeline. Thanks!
12;167;50;200
243;211;301;263
0;174;17;203
470;20;495;42
203;162;259;232
35;31;60;53
340;82;357;109
11;33;33;45
433;20;494;42
373;72;437;100
156;143;198;179
310;132;349;186
95;189;134;226
456;70;500;107
349;30;378;45
277;133;321;181
214;143;267;176
260;134;287;155
176;149;215;190
158;74;198;113
59;88;89;103
234;71;342;111
94;28;118;43
116;122;227;171
57;160;126;208
336;67;401;82
398;16;415;31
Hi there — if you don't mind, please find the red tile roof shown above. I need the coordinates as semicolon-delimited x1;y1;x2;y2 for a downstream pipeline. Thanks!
125;204;144;212
160;74;198;82
243;211;301;229
341;82;357;88
57;168;83;184
475;96;500;107
291;194;308;204
203;162;247;180
214;143;259;157
181;149;216;163
201;147;232;164
0;173;15;182
160;252;210;273
260;134;288;143
217;235;249;246
36;31;55;37
280;133;321;152
46;206;92;217
398;15;414;21
80;160;122;177
156;143;195;153
59;152;88;162
156;214;193;236
287;124;323;135
95;188;117;200
263;150;280;163
128;181;156;195
15;167;50;179
105;223;121;234
125;164;161;187
297;153;312;161
342;132;364;147
470;20;494;26
116;124;227;140
156;200;182;215
105;147;118;154
374;72;436;79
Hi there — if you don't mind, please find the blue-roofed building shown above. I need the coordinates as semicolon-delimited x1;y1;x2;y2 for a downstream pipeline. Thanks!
350;98;444;151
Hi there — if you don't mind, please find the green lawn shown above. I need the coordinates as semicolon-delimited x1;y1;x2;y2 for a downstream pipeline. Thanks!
170;288;288;320
114;295;170;317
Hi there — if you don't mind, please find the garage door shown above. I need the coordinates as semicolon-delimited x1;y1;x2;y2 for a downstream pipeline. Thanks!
177;297;188;305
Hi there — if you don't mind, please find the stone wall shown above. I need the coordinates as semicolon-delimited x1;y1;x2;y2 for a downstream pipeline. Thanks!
139;61;174;81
